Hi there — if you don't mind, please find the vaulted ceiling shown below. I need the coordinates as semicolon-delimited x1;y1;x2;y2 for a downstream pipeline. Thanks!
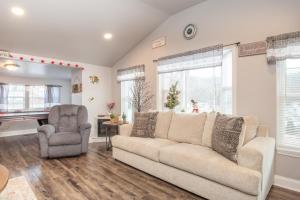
0;0;205;67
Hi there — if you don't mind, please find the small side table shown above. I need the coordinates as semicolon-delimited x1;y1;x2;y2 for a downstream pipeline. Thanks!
0;164;9;192
103;121;125;151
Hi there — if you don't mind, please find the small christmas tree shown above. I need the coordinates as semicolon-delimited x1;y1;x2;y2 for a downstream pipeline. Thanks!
165;82;180;110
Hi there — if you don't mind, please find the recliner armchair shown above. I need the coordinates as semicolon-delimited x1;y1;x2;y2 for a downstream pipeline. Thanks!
37;104;91;158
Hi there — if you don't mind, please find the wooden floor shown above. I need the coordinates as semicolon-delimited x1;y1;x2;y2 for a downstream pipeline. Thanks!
0;134;299;200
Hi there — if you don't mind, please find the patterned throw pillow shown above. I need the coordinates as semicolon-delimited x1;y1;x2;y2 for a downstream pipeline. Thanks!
131;112;159;138
212;113;244;162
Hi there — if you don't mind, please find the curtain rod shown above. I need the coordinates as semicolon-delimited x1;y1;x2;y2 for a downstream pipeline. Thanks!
153;42;240;63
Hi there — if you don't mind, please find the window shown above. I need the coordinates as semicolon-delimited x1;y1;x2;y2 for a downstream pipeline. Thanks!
121;80;134;122
267;31;300;152
0;84;61;112
7;85;25;110
158;47;233;114
277;59;300;150
29;86;46;109
117;65;145;122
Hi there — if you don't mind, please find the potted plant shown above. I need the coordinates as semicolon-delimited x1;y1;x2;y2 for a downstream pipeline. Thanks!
122;112;127;123
110;113;119;123
107;102;115;115
165;82;180;111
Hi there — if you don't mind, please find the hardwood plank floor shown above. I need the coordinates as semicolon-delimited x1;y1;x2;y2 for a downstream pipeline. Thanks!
0;134;299;200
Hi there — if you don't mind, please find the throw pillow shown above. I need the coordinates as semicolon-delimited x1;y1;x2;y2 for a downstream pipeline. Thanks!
131;112;159;138
212;113;244;162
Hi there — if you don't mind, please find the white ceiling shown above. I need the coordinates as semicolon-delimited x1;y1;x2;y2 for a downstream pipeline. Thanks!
0;58;73;80
141;0;205;14
0;0;205;67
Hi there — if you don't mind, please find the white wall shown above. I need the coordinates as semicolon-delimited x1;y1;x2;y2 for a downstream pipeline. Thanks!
81;64;112;139
112;0;300;180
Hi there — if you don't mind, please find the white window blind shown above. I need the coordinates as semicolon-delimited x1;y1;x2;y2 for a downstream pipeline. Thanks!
157;45;233;113
29;85;46;109
7;85;25;110
277;59;300;148
268;31;300;149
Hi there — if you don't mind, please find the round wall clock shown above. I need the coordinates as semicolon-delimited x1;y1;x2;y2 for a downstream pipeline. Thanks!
183;24;197;40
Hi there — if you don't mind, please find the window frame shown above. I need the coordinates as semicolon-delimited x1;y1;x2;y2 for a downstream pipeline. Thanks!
156;46;237;114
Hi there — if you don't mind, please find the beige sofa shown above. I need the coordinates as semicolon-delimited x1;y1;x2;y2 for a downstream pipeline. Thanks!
112;112;275;200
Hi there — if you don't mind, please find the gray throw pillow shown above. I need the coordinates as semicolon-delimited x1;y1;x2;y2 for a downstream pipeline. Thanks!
131;112;159;138
212;113;244;162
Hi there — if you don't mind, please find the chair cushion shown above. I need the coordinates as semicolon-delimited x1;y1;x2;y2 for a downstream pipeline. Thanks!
154;111;173;139
243;116;259;145
159;143;261;195
49;132;81;146
168;112;206;145
112;135;177;161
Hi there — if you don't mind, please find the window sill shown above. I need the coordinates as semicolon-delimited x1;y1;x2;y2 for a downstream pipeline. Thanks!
277;145;300;158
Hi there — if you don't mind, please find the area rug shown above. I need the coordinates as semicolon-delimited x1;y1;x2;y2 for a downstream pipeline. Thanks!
0;176;37;200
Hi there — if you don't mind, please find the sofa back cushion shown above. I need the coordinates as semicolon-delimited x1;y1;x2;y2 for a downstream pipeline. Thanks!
49;104;88;133
202;112;259;148
202;112;217;147
242;116;259;145
167;112;207;145
154;111;173;139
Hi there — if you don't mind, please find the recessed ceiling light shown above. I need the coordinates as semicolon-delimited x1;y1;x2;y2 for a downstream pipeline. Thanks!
104;33;113;40
11;7;25;16
3;63;20;71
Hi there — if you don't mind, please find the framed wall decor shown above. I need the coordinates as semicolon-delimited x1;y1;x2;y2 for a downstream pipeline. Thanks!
183;24;197;40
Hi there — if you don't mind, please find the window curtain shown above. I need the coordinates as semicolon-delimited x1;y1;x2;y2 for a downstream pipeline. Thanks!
267;31;300;64
157;44;223;74
268;31;300;148
117;65;145;82
0;83;9;112
45;85;61;108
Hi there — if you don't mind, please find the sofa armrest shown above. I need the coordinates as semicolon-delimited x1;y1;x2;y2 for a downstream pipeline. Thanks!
37;124;55;138
119;124;133;136
256;126;269;137
238;137;275;172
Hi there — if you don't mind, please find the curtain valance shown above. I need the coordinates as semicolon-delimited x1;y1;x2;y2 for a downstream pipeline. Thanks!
117;65;145;82
157;44;223;74
267;31;300;64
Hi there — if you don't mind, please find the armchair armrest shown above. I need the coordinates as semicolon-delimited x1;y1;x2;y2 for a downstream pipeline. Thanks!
79;123;91;131
119;124;133;136
37;124;55;138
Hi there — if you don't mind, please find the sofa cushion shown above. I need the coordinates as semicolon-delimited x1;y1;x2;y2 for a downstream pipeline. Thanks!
159;143;261;195
168;112;206;145
243;116;259;145
202;111;217;147
131;112;158;138
49;132;81;146
112;135;177;162
154;111;173;139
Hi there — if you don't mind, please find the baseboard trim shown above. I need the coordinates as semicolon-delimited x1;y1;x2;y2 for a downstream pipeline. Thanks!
89;137;105;143
274;175;300;193
0;129;37;137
